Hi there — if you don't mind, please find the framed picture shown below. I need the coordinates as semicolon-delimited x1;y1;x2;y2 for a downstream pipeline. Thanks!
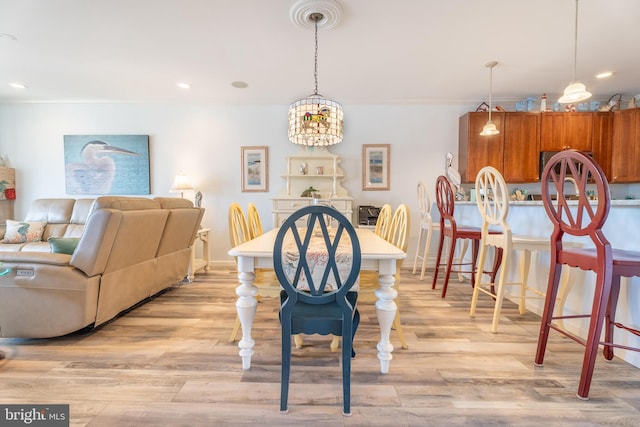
241;146;269;192
362;144;390;191
64;135;150;195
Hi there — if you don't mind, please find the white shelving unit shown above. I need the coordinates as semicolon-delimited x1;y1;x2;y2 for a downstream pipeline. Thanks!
272;147;353;227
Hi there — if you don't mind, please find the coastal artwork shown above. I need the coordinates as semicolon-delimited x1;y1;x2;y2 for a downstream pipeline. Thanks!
368;151;384;184
241;146;268;192
362;144;390;191
64;135;150;195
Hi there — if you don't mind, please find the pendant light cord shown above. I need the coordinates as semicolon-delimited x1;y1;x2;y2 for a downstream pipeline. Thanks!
488;65;493;122
572;0;579;82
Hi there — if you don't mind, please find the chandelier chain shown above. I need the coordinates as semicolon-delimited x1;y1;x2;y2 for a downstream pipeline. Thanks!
314;16;319;95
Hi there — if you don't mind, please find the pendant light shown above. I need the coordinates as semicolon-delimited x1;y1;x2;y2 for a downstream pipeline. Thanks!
480;61;499;136
558;0;591;103
288;11;344;146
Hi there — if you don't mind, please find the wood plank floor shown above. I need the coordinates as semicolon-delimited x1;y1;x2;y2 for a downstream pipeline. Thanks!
1;266;640;426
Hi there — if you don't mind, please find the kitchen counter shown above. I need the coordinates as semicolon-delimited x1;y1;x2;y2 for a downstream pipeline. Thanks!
456;199;640;207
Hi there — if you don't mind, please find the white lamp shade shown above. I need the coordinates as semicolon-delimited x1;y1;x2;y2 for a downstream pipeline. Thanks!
170;173;194;193
558;82;592;103
480;121;499;136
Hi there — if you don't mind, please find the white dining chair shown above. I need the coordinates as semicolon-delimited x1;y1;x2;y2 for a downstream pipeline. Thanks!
412;182;440;280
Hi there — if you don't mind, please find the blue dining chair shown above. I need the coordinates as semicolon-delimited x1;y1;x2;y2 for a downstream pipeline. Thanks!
274;205;361;416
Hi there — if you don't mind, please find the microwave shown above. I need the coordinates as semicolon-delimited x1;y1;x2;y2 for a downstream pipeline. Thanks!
539;151;593;178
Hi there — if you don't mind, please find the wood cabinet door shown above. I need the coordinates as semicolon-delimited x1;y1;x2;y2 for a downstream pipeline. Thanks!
503;113;540;182
540;112;593;151
564;112;593;151
611;109;640;182
591;112;613;180
459;112;504;183
540;113;565;151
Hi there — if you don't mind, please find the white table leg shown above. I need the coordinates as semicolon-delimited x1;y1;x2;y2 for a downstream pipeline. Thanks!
236;257;258;370
375;259;397;374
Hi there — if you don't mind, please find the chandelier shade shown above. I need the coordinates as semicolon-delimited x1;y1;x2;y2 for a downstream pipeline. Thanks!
288;94;344;146
288;10;343;146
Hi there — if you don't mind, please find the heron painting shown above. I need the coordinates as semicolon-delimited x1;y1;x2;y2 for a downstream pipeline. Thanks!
64;135;150;195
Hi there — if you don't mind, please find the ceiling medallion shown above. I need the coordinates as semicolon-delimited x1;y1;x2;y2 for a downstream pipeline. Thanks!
290;0;343;30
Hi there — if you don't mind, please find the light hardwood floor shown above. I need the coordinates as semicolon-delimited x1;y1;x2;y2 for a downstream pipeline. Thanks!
1;266;640;426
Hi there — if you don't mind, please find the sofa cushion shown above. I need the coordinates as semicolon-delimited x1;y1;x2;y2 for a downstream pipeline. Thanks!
3;220;46;243
25;198;77;240
92;196;160;211
48;237;81;255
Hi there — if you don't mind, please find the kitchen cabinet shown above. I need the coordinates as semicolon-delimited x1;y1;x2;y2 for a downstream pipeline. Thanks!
591;112;614;181
611;108;640;183
503;112;540;182
459;112;539;183
458;112;505;183
540;112;593;151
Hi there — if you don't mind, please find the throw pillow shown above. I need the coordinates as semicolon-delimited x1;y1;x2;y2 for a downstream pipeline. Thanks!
48;237;81;255
2;220;46;244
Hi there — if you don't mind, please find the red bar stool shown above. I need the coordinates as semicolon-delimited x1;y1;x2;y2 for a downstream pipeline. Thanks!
431;175;500;298
534;149;640;400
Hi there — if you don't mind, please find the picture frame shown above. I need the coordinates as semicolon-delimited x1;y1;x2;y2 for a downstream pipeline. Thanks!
362;144;390;191
64;135;150;195
241;146;269;192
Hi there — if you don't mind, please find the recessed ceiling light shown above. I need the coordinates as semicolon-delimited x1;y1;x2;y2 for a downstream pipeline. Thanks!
9;82;27;89
177;82;191;89
231;81;248;89
596;71;614;79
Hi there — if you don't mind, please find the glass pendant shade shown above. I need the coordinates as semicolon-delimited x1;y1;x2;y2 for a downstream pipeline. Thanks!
288;95;343;146
480;121;499;136
558;82;592;103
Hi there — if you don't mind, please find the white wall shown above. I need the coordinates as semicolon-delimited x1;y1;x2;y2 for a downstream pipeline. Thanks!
0;102;474;263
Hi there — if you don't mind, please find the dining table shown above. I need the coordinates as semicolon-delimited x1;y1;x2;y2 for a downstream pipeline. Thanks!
228;227;406;374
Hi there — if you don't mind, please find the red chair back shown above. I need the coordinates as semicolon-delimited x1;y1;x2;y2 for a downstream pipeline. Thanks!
541;149;610;241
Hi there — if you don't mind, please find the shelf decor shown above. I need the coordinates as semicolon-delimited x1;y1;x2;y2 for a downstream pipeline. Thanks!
241;146;269;192
362;144;390;191
0;167;16;200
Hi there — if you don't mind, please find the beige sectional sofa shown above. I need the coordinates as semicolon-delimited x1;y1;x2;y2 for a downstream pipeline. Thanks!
0;196;204;338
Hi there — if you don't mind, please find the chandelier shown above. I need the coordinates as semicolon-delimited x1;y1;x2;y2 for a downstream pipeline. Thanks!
288;11;343;146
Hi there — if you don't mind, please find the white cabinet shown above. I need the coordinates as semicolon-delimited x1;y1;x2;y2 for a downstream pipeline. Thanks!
272;196;353;227
272;147;353;225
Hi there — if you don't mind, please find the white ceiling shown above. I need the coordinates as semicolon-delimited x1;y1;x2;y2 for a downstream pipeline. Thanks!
1;0;639;105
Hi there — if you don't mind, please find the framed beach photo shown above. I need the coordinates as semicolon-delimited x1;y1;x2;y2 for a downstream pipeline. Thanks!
362;144;390;191
241;146;269;192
